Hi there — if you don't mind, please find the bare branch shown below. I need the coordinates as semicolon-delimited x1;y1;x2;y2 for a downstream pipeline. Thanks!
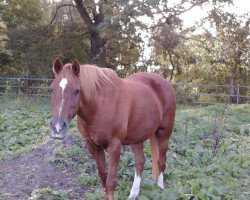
74;0;95;30
166;49;176;82
68;4;74;25
80;31;91;38
174;0;209;16
151;0;209;29
50;4;76;25
0;26;6;33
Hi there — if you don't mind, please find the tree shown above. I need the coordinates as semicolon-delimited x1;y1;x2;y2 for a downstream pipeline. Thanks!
0;0;92;77
0;0;51;76
207;9;250;102
52;0;222;69
151;1;249;103
1;0;245;82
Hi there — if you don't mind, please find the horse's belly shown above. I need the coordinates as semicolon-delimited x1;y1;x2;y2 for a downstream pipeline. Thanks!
122;101;162;144
122;118;160;145
121;129;156;145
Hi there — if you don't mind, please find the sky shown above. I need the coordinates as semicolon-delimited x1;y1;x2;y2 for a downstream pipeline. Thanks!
180;0;250;28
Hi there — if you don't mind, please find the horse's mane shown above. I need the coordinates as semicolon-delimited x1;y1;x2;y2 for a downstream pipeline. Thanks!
79;65;117;100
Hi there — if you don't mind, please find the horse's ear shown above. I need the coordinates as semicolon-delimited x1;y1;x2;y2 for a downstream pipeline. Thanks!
53;58;63;75
72;59;80;75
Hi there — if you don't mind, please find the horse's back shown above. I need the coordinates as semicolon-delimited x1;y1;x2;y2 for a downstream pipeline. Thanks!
126;72;175;108
126;72;173;90
128;72;176;125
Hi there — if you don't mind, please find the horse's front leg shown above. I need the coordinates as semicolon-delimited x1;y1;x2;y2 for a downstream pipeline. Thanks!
85;140;107;189
105;138;121;200
78;117;107;190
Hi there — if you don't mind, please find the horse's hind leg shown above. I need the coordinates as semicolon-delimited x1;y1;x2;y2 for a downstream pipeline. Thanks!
128;142;145;199
156;114;175;189
154;128;170;189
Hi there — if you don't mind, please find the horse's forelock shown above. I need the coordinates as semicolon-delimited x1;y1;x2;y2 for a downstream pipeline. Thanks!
56;64;76;82
56;64;116;100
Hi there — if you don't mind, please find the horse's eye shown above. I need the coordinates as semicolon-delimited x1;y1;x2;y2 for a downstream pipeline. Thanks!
74;89;80;95
49;88;54;94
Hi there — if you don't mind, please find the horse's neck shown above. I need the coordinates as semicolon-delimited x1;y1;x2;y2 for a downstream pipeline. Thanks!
77;93;97;124
77;76;122;123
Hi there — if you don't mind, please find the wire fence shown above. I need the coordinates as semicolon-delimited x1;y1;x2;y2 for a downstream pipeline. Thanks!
0;77;249;104
0;77;53;97
173;83;250;104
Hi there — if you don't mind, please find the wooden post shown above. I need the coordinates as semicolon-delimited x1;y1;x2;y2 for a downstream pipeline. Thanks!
18;78;21;95
236;84;240;104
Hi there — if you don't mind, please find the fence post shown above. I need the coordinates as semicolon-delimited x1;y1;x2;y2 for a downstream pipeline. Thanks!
236;84;240;104
18;78;21;95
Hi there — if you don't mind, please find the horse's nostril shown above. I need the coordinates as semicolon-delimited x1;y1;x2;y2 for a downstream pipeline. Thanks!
62;122;66;128
50;121;53;127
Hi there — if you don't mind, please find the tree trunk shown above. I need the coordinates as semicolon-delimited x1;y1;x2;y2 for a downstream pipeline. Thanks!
167;50;175;82
90;31;107;67
230;50;242;103
230;66;237;103
74;0;107;67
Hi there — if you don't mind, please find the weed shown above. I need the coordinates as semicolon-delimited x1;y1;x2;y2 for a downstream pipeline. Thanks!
1;97;249;199
29;188;70;200
0;97;51;160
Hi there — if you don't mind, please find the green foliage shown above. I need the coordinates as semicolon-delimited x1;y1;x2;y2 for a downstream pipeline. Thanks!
0;97;51;159
85;188;104;200
1;97;249;199
77;173;100;187
29;188;69;200
0;0;241;79
1;0;46;29
165;104;250;199
152;5;249;103
41;101;250;199
0;0;91;77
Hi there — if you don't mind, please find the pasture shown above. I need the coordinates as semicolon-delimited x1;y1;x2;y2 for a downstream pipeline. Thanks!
0;97;249;200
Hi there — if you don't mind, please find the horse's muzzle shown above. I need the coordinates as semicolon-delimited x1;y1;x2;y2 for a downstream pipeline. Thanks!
50;118;68;139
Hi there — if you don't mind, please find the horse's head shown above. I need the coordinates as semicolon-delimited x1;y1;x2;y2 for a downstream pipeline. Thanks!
49;58;81;139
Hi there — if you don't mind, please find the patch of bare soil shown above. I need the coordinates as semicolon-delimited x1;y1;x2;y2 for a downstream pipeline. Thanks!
0;137;88;200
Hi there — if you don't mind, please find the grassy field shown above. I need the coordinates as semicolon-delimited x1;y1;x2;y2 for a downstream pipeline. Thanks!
0;97;51;159
0;97;249;200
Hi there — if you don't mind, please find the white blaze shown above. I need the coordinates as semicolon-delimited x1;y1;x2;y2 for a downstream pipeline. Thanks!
157;172;164;189
128;172;141;199
55;123;62;132
58;78;68;118
59;78;68;90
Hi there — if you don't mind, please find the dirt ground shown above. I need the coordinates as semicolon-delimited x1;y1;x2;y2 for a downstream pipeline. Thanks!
0;138;88;200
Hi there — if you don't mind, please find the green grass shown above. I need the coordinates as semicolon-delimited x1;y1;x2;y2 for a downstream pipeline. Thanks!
164;104;250;200
0;96;51;159
29;188;70;200
0;97;249;199
46;104;250;200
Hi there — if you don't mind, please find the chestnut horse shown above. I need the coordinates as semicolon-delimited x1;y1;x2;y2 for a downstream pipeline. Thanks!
49;58;176;200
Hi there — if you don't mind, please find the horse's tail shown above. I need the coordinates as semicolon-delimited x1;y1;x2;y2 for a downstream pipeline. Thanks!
150;134;160;181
